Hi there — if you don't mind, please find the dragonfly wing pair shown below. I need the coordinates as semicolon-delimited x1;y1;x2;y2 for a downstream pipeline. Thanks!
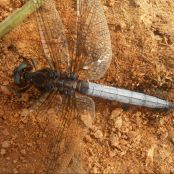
32;0;111;172
35;0;112;79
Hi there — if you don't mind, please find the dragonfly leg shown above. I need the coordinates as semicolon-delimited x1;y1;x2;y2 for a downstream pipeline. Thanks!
69;73;77;80
60;72;77;80
0;84;17;96
28;58;37;71
64;89;75;96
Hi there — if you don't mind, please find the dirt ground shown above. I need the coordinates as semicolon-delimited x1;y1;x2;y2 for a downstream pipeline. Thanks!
0;0;174;173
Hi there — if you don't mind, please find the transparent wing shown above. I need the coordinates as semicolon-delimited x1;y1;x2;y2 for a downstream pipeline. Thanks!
44;94;95;173
34;0;70;71
66;155;87;173
75;94;95;129
71;0;112;80
45;96;78;173
29;91;62;131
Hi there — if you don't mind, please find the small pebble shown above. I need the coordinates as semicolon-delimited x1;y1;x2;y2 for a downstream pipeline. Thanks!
114;117;123;129
84;135;92;143
111;109;123;128
27;142;32;147
2;115;7;120
110;108;123;119
21;109;29;117
21;118;28;124
13;169;19;174
94;130;103;139
120;151;127;156
0;86;12;96
6;157;10;160
8;7;13;12
1;0;10;7
80;112;94;129
20;149;26;155
1;148;6;155
13;113;19;118
13;159;18;164
2;129;9;136
109;150;117;157
135;112;142;117
160;132;168;140
106;0;115;7
21;93;29;102
19;156;27;163
2;141;10;148
110;135;119;147
120;139;128;146
19;124;24;129
92;166;98;173
43;134;47;138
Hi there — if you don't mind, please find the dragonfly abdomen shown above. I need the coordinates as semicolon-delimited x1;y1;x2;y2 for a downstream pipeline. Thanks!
82;82;174;109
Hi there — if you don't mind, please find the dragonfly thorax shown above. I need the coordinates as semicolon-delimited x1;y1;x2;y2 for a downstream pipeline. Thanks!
26;69;89;95
13;61;89;95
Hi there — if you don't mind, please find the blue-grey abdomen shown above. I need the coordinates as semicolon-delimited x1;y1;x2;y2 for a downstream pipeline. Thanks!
82;82;173;109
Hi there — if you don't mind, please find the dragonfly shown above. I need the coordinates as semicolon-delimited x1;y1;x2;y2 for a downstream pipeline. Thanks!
11;0;174;173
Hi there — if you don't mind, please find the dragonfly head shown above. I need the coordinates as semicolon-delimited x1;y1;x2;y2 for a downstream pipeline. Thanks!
13;61;33;87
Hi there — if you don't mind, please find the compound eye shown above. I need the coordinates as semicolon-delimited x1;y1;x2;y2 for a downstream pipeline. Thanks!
13;61;33;87
13;71;21;85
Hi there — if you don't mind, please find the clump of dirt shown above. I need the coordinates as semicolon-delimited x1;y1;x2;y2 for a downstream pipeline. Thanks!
0;0;174;173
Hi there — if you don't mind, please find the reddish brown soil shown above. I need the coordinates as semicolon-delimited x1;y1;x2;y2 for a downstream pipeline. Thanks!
0;0;174;173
